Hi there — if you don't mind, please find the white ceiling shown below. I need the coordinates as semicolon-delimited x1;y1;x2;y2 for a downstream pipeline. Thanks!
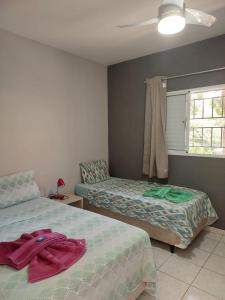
0;0;225;65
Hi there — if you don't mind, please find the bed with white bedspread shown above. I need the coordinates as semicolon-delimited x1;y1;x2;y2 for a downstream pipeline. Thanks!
0;197;156;300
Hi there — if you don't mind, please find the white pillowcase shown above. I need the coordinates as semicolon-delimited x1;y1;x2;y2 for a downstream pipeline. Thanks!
0;170;40;209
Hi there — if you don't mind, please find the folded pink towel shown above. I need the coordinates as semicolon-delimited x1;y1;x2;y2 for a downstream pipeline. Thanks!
0;229;86;283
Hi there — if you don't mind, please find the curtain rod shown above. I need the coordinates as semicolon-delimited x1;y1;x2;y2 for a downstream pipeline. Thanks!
144;66;225;83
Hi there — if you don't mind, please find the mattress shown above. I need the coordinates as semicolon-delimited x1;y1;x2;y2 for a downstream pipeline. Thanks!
75;183;91;198
75;177;218;248
0;197;156;300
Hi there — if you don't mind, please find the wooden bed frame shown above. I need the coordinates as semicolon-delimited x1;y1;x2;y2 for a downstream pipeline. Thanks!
83;198;208;252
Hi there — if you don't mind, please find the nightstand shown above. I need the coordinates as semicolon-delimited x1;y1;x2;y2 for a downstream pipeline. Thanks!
51;194;83;209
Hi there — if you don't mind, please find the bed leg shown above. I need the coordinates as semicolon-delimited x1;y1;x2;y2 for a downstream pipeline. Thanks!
170;245;175;253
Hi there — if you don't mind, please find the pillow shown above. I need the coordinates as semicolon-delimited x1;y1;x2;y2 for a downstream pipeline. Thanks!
80;160;110;184
0;170;40;208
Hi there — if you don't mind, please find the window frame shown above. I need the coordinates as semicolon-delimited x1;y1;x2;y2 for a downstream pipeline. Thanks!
167;84;225;159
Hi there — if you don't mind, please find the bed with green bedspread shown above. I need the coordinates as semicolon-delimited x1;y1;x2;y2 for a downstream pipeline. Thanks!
75;177;218;249
0;197;156;300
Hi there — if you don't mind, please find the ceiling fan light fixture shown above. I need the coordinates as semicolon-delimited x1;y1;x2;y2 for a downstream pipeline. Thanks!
157;4;186;35
117;1;216;33
158;15;185;34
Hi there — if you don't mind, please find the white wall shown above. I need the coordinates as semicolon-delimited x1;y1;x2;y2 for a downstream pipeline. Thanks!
0;29;108;195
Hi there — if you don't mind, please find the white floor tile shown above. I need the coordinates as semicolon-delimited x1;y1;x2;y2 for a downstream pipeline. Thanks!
155;271;188;300
204;253;225;276
193;268;225;299
149;231;225;300
191;234;219;253
159;255;200;284
205;226;225;236
213;241;225;258
152;245;171;268
183;286;220;300
201;231;223;241
175;246;210;267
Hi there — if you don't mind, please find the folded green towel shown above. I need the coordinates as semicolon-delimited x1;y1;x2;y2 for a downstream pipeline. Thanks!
143;187;171;199
143;186;193;203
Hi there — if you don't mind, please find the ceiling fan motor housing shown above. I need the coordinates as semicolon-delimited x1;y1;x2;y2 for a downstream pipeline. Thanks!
159;3;185;20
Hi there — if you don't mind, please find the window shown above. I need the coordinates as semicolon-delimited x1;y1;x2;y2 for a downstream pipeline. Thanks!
166;85;225;157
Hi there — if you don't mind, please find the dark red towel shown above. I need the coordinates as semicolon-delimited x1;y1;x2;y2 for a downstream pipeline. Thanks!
0;229;86;283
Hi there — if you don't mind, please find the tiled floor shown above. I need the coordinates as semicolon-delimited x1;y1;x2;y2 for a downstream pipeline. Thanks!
138;227;225;300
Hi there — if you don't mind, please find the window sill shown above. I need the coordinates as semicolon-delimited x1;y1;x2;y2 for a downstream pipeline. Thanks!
168;150;225;159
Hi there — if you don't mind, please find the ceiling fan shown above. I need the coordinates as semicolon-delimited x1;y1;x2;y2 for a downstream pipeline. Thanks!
118;0;216;35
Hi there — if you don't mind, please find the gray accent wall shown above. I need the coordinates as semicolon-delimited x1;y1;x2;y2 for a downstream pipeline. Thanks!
108;34;225;229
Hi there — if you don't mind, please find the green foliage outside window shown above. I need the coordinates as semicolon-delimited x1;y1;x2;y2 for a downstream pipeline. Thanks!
188;89;225;156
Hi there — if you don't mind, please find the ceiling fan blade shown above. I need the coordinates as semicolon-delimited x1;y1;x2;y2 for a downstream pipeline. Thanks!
117;17;158;28
185;8;216;27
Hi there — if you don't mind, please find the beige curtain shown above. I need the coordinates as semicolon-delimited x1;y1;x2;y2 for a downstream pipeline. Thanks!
143;76;168;179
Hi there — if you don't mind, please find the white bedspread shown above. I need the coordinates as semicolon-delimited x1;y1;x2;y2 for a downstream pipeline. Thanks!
0;197;156;300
